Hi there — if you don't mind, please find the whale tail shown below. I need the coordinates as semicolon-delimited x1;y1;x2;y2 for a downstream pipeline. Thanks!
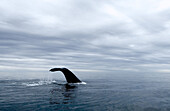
49;68;81;83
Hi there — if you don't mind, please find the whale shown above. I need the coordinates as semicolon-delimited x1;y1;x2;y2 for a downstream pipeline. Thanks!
49;68;82;83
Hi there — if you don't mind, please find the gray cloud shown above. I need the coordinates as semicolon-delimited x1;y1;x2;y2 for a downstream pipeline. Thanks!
0;0;170;79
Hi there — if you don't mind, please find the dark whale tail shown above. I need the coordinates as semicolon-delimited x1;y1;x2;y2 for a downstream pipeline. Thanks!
49;68;81;83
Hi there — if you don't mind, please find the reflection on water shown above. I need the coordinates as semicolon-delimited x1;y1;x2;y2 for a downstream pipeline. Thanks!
50;84;77;105
1;72;170;111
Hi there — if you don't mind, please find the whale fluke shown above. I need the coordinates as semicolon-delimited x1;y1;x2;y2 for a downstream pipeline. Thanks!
49;68;81;83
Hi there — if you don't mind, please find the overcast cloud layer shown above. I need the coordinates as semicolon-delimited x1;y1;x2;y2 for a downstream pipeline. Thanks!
0;0;170;78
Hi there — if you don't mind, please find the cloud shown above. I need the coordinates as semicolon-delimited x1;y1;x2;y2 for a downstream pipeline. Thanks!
0;0;170;79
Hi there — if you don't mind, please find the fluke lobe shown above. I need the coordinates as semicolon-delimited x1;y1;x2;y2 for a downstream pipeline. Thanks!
49;68;81;83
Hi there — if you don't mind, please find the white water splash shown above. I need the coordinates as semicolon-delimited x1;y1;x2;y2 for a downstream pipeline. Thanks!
22;80;56;87
79;82;87;84
22;80;86;86
68;82;87;85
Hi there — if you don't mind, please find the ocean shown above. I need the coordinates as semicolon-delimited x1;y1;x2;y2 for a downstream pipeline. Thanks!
1;71;170;111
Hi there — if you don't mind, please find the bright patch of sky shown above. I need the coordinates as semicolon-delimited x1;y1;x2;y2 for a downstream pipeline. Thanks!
0;0;170;79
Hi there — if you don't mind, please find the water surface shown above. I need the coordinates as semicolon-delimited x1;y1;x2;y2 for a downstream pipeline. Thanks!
1;72;170;111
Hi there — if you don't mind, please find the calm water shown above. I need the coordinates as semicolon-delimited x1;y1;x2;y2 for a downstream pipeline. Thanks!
1;72;170;111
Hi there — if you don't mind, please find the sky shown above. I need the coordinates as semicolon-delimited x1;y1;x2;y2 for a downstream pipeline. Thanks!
0;0;170;79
